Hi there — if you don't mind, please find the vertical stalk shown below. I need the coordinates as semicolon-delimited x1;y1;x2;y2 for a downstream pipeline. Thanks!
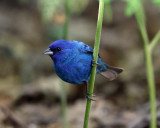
60;0;70;128
63;0;70;40
135;12;157;128
83;0;104;128
146;52;157;128
60;82;68;128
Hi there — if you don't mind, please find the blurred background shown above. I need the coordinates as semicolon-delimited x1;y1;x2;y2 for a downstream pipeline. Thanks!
0;0;160;128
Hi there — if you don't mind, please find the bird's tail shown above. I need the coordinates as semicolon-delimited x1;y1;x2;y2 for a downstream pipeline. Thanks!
100;65;123;81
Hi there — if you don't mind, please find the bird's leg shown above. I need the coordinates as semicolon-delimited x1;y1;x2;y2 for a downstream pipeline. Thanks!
85;81;96;101
92;60;101;67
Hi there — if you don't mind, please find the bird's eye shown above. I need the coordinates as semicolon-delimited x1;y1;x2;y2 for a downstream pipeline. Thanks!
57;47;61;51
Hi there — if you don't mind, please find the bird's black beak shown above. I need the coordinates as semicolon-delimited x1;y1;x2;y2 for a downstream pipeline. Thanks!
43;48;53;55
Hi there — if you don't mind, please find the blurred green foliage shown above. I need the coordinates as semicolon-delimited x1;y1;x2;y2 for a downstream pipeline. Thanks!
125;0;143;16
39;0;89;41
69;0;89;14
39;0;63;23
39;0;89;23
46;25;64;41
104;0;112;2
153;0;160;8
124;1;160;128
104;0;113;24
125;0;146;26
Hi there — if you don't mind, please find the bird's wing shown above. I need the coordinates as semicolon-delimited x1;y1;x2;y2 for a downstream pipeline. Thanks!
83;45;93;54
75;41;103;58
76;41;93;54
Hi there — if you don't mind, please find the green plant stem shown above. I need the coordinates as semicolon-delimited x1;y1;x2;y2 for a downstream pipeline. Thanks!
63;0;70;40
60;81;68;128
83;0;104;128
150;30;160;52
60;0;70;128
145;52;157;128
136;13;157;128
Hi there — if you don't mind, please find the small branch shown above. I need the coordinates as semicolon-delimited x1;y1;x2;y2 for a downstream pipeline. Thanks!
83;0;104;128
149;30;160;52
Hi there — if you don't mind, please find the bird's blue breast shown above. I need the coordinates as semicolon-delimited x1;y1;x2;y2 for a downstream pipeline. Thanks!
53;52;92;84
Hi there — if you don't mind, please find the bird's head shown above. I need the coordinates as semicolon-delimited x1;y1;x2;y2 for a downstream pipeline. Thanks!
43;40;77;63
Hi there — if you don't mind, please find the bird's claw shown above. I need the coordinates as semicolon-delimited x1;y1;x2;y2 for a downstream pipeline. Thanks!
86;92;96;101
86;95;96;101
92;60;101;67
86;92;96;97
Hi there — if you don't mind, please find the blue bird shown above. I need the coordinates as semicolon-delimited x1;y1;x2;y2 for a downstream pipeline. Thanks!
43;40;123;100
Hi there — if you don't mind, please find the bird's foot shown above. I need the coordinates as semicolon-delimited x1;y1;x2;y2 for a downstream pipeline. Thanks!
92;60;101;67
86;92;96;97
86;95;96;101
86;92;96;101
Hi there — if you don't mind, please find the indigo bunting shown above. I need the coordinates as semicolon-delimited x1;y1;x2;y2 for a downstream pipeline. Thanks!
43;40;123;100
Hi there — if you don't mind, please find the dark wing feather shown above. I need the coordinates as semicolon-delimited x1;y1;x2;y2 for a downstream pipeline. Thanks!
100;65;124;81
